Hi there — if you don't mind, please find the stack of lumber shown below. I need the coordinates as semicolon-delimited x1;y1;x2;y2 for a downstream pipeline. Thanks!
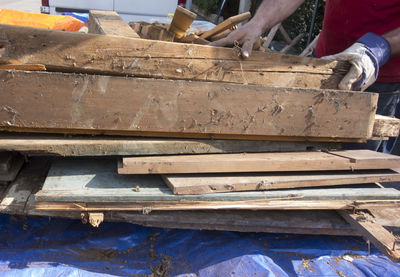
1;8;400;262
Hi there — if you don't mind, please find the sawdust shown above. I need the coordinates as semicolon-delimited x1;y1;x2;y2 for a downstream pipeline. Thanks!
335;269;347;277
148;232;159;260
149;255;172;277
301;258;315;272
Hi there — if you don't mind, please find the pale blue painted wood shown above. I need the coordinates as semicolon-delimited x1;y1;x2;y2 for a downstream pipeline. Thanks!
36;158;400;202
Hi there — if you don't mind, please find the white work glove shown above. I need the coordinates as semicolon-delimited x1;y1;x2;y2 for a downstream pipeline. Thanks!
323;32;391;91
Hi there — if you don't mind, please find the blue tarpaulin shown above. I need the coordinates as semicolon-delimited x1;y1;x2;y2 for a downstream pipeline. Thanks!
62;12;89;24
0;214;400;276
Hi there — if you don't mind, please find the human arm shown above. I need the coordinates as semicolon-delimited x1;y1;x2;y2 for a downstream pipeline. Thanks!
209;0;304;58
383;26;400;57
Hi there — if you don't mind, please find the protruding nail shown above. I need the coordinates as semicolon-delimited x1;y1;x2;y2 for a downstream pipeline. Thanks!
242;51;249;58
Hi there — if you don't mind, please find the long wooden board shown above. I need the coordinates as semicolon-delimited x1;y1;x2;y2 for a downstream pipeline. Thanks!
0;24;349;89
163;170;400;195
35;200;400;212
119;150;400;174
0;70;378;141
109;210;358;236
0;133;340;156
330;150;400;169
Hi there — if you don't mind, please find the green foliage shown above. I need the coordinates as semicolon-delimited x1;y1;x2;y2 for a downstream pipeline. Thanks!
193;0;325;52
192;0;219;15
281;0;325;51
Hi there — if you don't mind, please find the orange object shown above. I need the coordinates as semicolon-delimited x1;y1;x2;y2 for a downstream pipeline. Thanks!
0;9;86;31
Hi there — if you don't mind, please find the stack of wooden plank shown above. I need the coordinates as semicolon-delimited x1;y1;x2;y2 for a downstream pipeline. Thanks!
1;9;400;261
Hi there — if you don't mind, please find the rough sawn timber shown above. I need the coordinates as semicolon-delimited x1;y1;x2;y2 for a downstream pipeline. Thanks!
0;70;378;141
0;134;340;156
119;150;400;174
35;200;400;212
163;169;400;195
88;10;140;38
373;115;400;138
0;24;349;89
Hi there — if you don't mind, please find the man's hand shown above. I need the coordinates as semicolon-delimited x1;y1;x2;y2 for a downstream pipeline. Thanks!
209;21;264;58
209;0;304;58
323;33;391;91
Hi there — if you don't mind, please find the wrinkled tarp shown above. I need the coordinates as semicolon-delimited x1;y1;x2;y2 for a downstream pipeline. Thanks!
0;214;399;276
62;12;89;24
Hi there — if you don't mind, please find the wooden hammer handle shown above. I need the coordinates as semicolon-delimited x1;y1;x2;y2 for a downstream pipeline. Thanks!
200;12;251;39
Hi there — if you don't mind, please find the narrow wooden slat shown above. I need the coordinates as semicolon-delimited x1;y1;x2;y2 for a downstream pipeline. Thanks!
108;210;358;236
120;150;400;174
0;70;378;140
0;134;340;156
339;210;400;262
120;152;353;174
0;24;349;89
88;10;139;38
329;150;400;170
35;200;400;212
163;169;400;195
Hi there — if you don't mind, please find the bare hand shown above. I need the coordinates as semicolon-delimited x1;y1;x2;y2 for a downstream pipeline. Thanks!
209;22;263;58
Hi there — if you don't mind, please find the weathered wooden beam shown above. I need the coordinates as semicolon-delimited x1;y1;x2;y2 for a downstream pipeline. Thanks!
0;134;340;156
0;70;378;141
0;24;349;89
339;210;400;262
373;115;400;138
88;10;139;38
119;150;400;174
163;169;400;195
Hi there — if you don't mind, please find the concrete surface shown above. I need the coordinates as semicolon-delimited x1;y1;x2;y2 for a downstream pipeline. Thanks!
0;0;40;13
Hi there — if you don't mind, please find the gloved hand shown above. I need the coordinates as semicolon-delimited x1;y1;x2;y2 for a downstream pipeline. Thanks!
323;32;391;91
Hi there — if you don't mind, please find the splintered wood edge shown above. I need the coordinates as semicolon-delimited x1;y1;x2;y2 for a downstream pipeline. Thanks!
339;210;400;262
